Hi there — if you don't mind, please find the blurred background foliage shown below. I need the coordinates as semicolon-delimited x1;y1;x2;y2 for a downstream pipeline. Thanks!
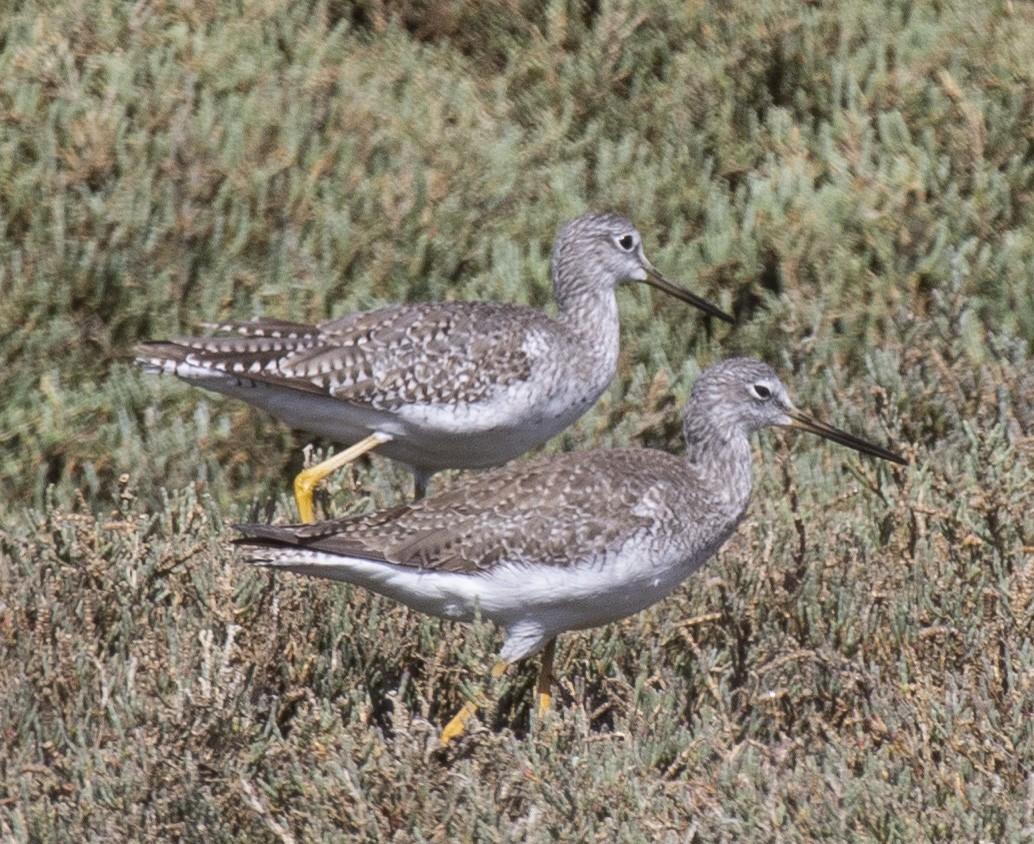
1;0;1033;840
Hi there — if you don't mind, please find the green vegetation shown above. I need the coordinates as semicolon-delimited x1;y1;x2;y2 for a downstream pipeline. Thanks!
2;0;1033;839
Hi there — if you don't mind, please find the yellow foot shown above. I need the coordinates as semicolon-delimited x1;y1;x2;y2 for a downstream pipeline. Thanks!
292;432;393;523
439;701;479;747
438;661;510;747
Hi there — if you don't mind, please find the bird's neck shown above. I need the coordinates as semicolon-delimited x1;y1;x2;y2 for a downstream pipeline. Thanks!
554;283;621;368
682;414;755;516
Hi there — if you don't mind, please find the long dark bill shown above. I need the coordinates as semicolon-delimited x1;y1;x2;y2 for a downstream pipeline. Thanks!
642;265;735;324
787;409;907;465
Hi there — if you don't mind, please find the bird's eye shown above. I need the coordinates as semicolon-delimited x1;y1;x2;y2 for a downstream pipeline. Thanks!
751;383;771;400
616;234;636;252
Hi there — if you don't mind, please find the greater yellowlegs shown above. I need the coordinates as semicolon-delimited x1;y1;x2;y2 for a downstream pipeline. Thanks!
234;357;906;744
137;213;732;521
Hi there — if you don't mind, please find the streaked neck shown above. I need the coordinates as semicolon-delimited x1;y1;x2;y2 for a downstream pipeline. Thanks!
682;415;755;514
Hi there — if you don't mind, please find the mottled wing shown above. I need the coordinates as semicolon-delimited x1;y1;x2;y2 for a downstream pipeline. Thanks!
236;450;692;572
280;302;546;410
138;303;551;410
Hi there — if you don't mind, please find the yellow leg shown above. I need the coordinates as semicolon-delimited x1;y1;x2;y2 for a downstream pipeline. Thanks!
439;660;509;747
535;638;556;719
293;432;393;523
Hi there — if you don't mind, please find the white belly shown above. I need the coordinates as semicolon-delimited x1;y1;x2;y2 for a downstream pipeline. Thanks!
179;370;603;472
261;533;710;663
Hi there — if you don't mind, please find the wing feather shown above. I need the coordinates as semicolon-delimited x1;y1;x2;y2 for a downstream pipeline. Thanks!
236;451;694;574
139;301;556;409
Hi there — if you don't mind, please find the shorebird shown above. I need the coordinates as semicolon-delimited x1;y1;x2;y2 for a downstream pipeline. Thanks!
136;213;732;522
234;357;907;744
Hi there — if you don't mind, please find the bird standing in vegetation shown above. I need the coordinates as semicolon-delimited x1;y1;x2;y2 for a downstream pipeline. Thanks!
234;357;906;745
137;213;732;522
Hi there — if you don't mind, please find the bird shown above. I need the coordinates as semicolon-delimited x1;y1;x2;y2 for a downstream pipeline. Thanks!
233;357;907;744
135;212;733;522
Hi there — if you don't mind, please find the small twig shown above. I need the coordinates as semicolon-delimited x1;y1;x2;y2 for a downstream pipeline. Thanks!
240;778;297;844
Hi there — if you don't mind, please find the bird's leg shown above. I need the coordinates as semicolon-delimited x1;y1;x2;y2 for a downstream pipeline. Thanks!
438;660;509;747
293;431;393;523
413;468;431;501
535;638;556;719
